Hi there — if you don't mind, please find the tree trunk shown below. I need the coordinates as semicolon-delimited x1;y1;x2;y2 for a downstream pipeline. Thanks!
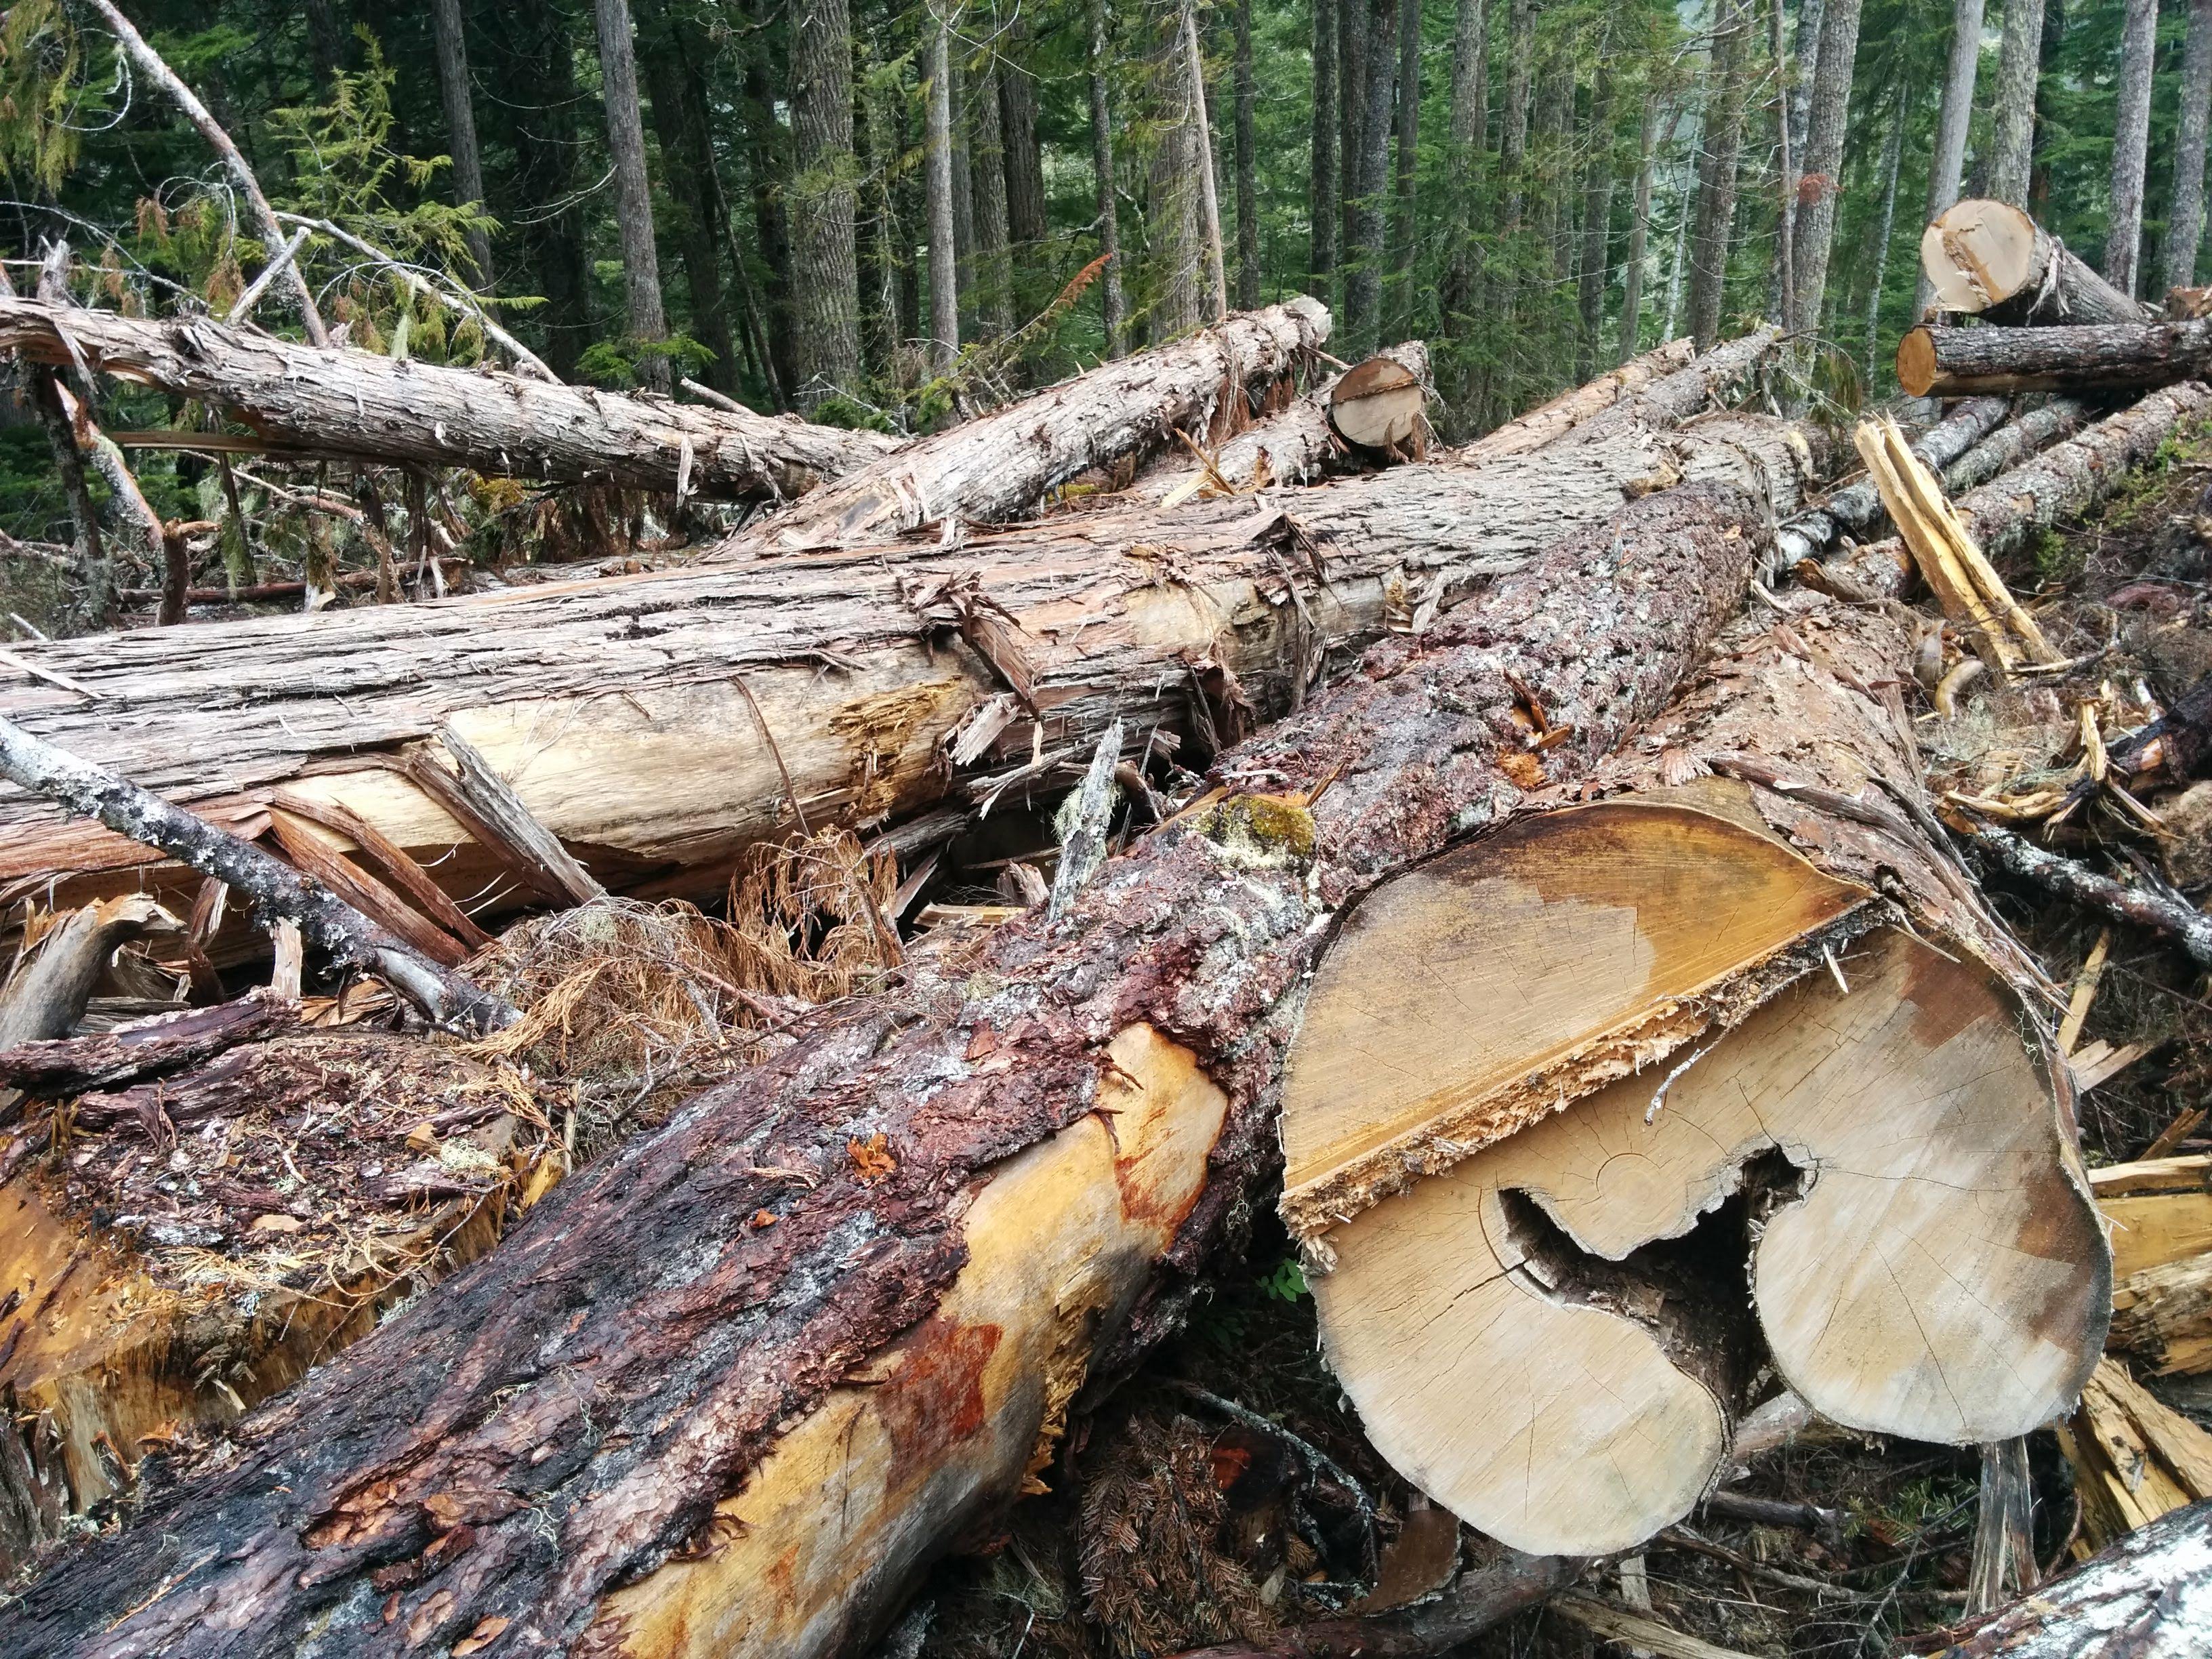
428;0;494;290
1618;102;1664;365
0;412;1809;961
1346;0;1399;344
0;467;1816;1659
592;0;672;388
1687;0;1754;350
790;0;864;401
738;0;801;405
927;9;961;371
2107;0;2158;297
1439;0;1487;409
1089;0;1126;357
1864;81;1906;383
1814;381;2212;598
1286;592;2103;1555
2163;0;2212;295
0;300;898;499
640;0;741;398
1236;0;1263;311
968;55;1014;342
1575;60;1617;379
1312;0;1340;289
1912;0;1988;319
949;45;976;319
1898;318;2212;397
715;297;1330;551
1389;0;1421;333
998;18;1048;251
1185;0;1231;323
1769;0;1797;329
1931;1499;2212;1656
1789;0;1864;338
1986;0;2046;206
1921;199;2152;325
1341;0;1368;299
494;2;592;380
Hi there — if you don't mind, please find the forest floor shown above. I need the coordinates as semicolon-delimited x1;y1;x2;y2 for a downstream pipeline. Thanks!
897;413;2212;1659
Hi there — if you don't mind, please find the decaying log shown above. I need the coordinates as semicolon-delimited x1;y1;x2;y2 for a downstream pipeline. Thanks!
0;298;898;500
1;477;1809;1658
1921;199;2152;327
1280;595;2104;1555
1139;344;1431;501
0;987;295;1094
0;714;510;1031
1899;320;2212;397
1458;336;1698;464
0;413;1814;962
0;895;174;1052
1925;1498;2212;1657
717;298;1332;553
1771;396;2009;567
0;1030;560;1575
2112;1253;2212;1374
1814;382;2212;599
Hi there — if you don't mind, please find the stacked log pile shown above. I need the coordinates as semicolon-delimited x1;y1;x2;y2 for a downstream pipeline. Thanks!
3;210;2212;1655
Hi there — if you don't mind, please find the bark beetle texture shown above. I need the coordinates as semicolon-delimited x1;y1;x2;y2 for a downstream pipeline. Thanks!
1816;382;2212;599
715;298;1332;553
0;300;897;499
1898;319;2212;397
1;481;1802;1659
0;417;1811;959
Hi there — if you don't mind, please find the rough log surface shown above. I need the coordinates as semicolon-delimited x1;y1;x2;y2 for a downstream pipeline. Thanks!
1814;383;2212;599
0;417;1813;957
1899;320;2212;397
1565;328;1780;443
716;299;1332;553
2;476;1803;1659
0;989;294;1094
1458;337;1698;464
1930;1498;2212;1656
0;298;897;499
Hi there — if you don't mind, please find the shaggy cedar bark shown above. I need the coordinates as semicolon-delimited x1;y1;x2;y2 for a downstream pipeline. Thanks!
1;476;1800;1659
1898;319;2212;396
0;300;897;499
0;415;1812;958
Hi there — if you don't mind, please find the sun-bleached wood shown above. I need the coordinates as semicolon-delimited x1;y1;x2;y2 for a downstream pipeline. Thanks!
1327;354;1427;451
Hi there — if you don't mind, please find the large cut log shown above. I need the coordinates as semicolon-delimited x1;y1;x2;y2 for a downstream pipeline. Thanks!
0;298;898;500
0;476;1810;1658
1771;395;2009;567
0;414;1814;963
1814;381;2212;599
1898;319;2212;397
720;298;1332;553
1278;594;2106;1555
1458;336;1698;463
1925;1498;2212;1657
1921;199;2152;327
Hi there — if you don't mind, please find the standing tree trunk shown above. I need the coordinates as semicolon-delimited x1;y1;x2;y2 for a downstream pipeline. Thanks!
1347;0;1399;344
1340;0;1368;292
1769;0;1797;329
738;0;800;405
1865;81;1907;384
926;7;961;371
1986;0;2046;206
592;0;672;390
1439;0;1488;415
1313;0;1340;289
2107;0;2157;296
1183;0;1231;321
640;0;741;398
2163;0;2212;294
1389;0;1422;333
968;55;1014;340
999;17;1048;252
790;0;864;401
1789;0;1864;337
949;47;975;320
1618;102;1664;364
1575;56;1617;378
1236;0;1263;310
493;3;592;379
1687;0;1754;349
428;0;494;290
1912;0;1987;319
1090;0;1127;356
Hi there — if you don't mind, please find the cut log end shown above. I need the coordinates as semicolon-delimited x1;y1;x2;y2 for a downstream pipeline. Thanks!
1286;798;2108;1557
1921;200;2044;316
1327;357;1427;453
1896;327;1941;398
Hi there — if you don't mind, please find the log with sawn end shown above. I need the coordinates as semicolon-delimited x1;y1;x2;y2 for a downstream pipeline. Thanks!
1899;319;2212;398
1920;199;2152;327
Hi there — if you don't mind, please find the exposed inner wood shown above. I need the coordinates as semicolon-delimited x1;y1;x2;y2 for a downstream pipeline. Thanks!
1328;356;1427;452
1919;199;2150;327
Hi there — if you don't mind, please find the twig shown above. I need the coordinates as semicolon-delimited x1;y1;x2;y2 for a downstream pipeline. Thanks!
226;226;312;325
1963;819;2212;968
1163;1380;1379;1547
733;675;813;835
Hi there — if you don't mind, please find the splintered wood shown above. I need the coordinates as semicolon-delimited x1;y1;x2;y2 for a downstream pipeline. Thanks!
1851;417;2059;678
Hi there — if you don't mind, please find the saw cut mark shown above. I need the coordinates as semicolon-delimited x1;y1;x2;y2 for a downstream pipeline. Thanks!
1280;800;1867;1225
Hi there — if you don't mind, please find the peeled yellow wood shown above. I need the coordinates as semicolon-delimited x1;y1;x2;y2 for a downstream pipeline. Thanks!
1877;418;2058;666
2060;1358;2212;1554
1853;422;2018;676
592;1024;1226;1656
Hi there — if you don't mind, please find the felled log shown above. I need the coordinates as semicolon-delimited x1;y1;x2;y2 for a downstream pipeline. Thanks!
720;298;1332;553
1458;336;1698;462
1813;382;2212;599
1921;199;2152;327
1139;343;1431;501
1279;594;2106;1555
1772;395;2009;567
0;411;1814;964
1565;326;1780;441
1898;320;2212;397
1;477;1811;1658
0;298;897;500
0;1029;561;1575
